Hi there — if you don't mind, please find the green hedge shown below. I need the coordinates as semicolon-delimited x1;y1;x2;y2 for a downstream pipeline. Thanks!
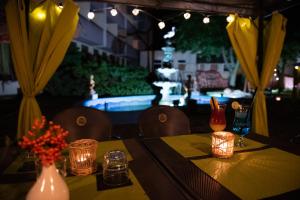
45;45;152;97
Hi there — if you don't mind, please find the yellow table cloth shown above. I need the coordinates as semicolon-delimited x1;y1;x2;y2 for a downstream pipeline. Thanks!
66;169;147;200
1;140;149;200
192;148;300;199
162;133;266;158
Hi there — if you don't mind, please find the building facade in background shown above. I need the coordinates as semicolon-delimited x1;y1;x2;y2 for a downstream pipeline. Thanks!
0;1;154;95
74;2;153;66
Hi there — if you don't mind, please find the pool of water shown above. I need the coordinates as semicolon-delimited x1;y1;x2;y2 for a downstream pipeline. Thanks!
83;94;230;112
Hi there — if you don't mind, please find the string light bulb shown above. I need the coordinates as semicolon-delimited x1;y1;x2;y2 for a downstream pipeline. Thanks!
58;2;63;9
87;11;95;20
158;21;165;29
275;96;281;101
203;16;210;24
110;8;118;16
183;12;191;20
226;14;234;23
132;8;140;16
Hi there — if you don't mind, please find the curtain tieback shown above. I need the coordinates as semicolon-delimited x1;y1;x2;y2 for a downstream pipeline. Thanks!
256;87;265;93
256;89;264;95
24;95;35;98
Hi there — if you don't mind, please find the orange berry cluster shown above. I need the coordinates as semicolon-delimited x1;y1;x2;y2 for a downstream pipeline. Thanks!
19;116;69;166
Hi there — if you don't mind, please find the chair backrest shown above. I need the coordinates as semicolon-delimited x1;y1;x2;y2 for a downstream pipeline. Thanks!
138;105;191;137
52;106;112;142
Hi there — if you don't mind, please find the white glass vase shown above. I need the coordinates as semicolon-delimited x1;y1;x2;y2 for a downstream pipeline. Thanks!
26;164;69;200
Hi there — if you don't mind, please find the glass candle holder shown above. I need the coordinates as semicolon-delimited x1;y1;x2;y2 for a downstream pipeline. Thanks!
212;131;235;158
69;139;98;176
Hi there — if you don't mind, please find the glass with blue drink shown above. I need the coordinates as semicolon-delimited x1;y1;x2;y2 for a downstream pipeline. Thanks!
232;105;251;147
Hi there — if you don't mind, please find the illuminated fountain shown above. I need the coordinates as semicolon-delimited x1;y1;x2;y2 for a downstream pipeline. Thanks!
153;28;181;105
153;68;180;105
83;26;232;112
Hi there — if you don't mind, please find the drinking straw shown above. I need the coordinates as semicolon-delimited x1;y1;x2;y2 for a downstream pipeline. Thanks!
210;98;215;110
211;97;218;110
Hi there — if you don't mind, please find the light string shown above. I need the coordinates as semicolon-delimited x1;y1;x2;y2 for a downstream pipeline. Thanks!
85;5;235;29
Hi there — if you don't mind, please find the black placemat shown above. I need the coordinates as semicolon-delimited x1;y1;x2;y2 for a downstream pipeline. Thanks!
17;161;35;172
96;173;132;191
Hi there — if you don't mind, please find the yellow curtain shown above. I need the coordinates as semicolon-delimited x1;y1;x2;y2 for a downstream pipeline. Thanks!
227;13;287;136
5;0;79;138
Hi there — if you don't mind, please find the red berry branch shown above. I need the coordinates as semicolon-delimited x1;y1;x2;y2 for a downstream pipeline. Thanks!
19;116;69;166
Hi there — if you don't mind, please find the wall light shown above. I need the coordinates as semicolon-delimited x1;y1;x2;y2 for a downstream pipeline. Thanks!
31;7;46;21
158;21;166;29
132;8;140;16
203;16;210;24
110;8;118;16
87;11;95;20
295;66;299;70
183;12;191;20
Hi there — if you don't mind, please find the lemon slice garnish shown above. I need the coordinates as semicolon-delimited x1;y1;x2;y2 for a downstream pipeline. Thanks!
231;101;240;110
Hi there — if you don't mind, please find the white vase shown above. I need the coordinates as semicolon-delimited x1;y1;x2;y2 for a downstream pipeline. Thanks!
26;164;69;200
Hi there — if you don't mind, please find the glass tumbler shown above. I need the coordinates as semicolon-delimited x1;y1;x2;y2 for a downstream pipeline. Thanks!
232;105;251;147
103;150;129;186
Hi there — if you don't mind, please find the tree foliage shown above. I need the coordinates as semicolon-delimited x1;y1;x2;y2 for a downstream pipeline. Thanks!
95;62;152;96
45;44;152;97
277;19;300;93
175;14;240;87
281;30;300;63
281;9;300;64
175;12;300;90
175;15;230;57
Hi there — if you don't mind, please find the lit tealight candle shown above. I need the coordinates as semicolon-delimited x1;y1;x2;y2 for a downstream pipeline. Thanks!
212;131;235;158
69;139;98;176
76;152;91;162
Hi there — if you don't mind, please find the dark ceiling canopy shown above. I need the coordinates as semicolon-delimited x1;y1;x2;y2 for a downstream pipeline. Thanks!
77;0;299;17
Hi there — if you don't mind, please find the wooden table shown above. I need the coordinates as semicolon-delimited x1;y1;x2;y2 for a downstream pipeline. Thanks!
141;133;300;199
1;133;300;200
